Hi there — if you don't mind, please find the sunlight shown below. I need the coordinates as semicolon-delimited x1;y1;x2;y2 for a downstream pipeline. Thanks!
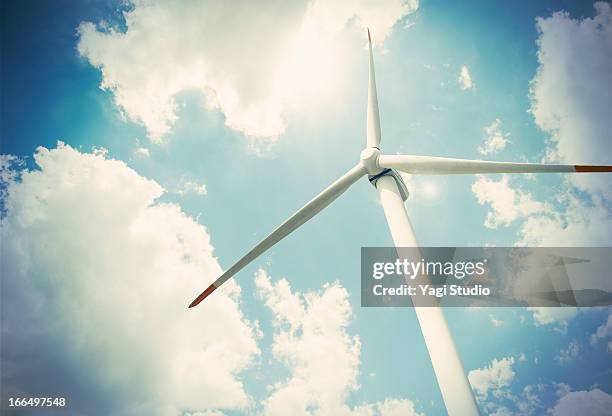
421;180;440;199
275;16;346;109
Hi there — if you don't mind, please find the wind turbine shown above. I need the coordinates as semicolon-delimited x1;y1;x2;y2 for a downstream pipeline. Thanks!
189;30;612;415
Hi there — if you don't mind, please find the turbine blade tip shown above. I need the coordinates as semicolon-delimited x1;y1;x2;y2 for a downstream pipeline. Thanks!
188;283;218;309
367;28;371;42
575;165;612;172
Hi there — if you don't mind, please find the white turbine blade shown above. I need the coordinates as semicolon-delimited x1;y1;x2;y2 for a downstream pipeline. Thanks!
367;29;381;149
379;154;612;175
189;164;366;308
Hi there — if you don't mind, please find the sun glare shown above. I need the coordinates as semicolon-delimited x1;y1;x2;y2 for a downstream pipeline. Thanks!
421;180;440;199
275;17;346;109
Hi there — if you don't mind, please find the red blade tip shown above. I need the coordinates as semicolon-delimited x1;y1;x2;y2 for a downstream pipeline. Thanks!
188;283;218;308
575;165;612;172
367;28;371;42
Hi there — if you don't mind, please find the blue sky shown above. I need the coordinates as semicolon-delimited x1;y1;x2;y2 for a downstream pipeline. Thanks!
1;1;612;415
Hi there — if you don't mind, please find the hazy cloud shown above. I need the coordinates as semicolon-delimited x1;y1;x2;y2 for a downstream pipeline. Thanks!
458;65;473;90
555;340;580;365
78;0;418;143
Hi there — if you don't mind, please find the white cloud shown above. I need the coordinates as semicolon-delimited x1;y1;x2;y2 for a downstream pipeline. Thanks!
549;388;612;415
176;179;208;196
526;307;577;331
186;411;226;416
467;3;612;256
471;175;549;228
134;146;150;157
489;314;503;327
1;144;425;415
471;5;612;335
472;3;612;248
0;154;21;182
0;143;260;415
254;269;422;416
458;65;473;90
468;356;515;400
530;2;612;198
554;383;572;397
555;340;580;364
517;192;612;246
517;384;544;415
509;2;612;247
590;309;612;345
478;119;510;155
0;154;23;204
469;358;547;415
77;0;418;143
489;407;512;416
516;2;612;248
473;180;611;248
352;398;423;416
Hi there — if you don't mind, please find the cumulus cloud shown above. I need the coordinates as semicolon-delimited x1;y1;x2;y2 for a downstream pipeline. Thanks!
134;146;150;157
352;398;423;416
0;154;21;182
468;356;515;400
0;143;260;415
505;2;612;252
526;307;578;331
176;179;208;196
474;3;612;248
471;175;548;228
468;358;548;415
478;119;510;155
489;407;512;416
458;65;473;90
549;388;612;415
554;340;580;364
554;382;572;398
517;193;612;246
254;269;422;416
77;0;418;143
1;144;425;416
517;384;545;415
590;309;612;345
0;154;23;207
530;2;612;198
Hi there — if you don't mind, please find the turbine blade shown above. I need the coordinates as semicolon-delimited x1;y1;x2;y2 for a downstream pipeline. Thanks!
378;155;612;175
189;164;367;308
367;29;381;149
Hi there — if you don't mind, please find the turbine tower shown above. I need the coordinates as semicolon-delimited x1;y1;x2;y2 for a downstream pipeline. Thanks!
189;30;612;415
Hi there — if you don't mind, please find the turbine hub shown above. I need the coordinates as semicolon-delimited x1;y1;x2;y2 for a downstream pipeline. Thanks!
360;147;381;174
